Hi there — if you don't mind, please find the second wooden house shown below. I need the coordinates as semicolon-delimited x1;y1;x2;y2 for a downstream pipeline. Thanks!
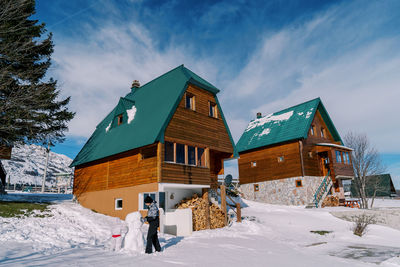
236;98;354;207
71;65;235;234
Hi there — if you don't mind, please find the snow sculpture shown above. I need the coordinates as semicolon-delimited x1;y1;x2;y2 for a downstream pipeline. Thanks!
123;212;145;252
110;217;127;251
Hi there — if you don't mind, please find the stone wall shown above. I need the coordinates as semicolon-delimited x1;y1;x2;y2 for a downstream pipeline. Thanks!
240;176;324;205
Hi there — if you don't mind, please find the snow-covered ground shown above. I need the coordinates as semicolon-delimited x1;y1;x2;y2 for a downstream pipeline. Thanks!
1;193;400;266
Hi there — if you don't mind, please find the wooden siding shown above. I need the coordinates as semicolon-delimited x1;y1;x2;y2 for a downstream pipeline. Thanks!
238;141;302;184
0;145;12;159
162;84;233;186
164;84;234;154
74;144;158;196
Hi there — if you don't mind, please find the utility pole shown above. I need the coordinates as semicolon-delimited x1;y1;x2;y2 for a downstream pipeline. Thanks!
41;140;50;193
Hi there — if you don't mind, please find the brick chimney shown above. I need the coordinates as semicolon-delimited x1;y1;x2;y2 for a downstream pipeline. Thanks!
131;80;140;93
257;112;262;119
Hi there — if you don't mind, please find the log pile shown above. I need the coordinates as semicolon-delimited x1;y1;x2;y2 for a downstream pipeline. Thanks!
175;193;226;231
322;195;339;207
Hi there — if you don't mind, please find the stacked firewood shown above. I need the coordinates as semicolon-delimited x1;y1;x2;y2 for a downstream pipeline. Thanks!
175;194;226;231
321;195;339;207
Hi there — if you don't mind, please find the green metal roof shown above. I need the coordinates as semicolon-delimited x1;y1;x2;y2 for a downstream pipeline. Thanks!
350;174;397;197
236;98;342;153
71;65;234;167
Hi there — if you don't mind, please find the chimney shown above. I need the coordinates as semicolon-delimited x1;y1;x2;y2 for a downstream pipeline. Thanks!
131;80;140;93
256;112;262;119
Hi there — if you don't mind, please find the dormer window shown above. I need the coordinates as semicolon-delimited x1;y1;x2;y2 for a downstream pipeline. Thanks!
209;102;218;118
185;93;195;111
117;114;123;125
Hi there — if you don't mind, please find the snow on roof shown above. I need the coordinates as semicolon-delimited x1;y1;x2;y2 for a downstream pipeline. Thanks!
105;121;112;132
126;106;137;124
259;128;271;136
246;110;294;132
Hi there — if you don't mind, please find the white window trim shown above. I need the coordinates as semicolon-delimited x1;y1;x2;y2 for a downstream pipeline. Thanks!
115;198;123;210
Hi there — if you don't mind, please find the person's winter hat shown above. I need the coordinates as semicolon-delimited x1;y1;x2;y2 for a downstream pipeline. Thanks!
144;196;153;204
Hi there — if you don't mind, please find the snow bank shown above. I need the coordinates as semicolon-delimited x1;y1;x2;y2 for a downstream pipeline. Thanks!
0;201;120;253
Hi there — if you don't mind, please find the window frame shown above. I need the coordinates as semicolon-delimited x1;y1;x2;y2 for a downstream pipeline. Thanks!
185;93;195;111
209;101;218;118
320;127;326;138
336;150;342;163
251;161;257;167
115;198;123;210
254;184;259;192
295;179;303;187
310;125;315;136
164;141;208;168
277;156;285;163
117;114;123;125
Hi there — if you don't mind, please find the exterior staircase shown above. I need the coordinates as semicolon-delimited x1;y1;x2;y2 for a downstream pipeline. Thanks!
306;171;333;208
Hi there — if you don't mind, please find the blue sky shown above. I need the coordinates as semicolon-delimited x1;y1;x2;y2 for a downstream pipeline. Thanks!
34;0;400;188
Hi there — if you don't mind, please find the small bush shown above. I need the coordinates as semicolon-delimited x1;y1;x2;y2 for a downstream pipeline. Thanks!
310;230;332;235
352;213;376;237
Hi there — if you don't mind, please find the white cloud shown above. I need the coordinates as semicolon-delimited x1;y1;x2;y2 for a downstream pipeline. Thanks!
223;1;400;153
52;22;215;138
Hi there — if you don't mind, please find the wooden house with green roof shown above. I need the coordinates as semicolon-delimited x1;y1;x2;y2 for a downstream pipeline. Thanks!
71;65;235;224
236;98;354;207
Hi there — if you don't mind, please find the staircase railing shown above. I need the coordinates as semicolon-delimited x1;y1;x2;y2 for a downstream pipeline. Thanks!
313;170;332;208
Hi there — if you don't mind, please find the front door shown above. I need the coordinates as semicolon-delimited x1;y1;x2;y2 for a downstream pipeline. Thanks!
318;152;330;176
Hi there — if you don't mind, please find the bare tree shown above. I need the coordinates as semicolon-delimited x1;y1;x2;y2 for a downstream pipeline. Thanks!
344;132;386;209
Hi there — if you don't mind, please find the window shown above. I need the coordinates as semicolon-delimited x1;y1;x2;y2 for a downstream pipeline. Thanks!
278;156;284;162
308;152;313;158
344;152;350;164
209;102;218;118
296;179;303;187
310;125;315;136
164;142;207;167
115;198;123;210
197;147;206;167
141;192;165;211
188;145;196;165
142;193;156;210
176;143;185;164
336;150;342;163
251;161;257;167
185;93;195;110
117;114;123;125
320;127;325;138
165;142;174;162
254;184;259;192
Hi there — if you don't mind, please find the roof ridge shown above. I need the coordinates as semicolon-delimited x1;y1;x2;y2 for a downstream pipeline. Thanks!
133;64;184;92
258;97;320;119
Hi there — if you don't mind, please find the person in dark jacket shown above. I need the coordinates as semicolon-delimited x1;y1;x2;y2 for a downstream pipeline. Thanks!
143;195;161;254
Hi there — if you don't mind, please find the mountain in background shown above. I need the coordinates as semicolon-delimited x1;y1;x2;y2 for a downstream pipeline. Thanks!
0;144;73;186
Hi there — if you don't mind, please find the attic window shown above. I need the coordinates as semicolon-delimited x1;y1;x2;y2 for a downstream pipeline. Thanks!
278;156;284;163
185;93;195;111
310;125;315;136
209;102;218;118
251;161;257;167
117;114;123;125
320;127;326;138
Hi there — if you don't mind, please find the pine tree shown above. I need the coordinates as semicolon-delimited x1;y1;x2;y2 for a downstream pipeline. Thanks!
0;0;75;146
